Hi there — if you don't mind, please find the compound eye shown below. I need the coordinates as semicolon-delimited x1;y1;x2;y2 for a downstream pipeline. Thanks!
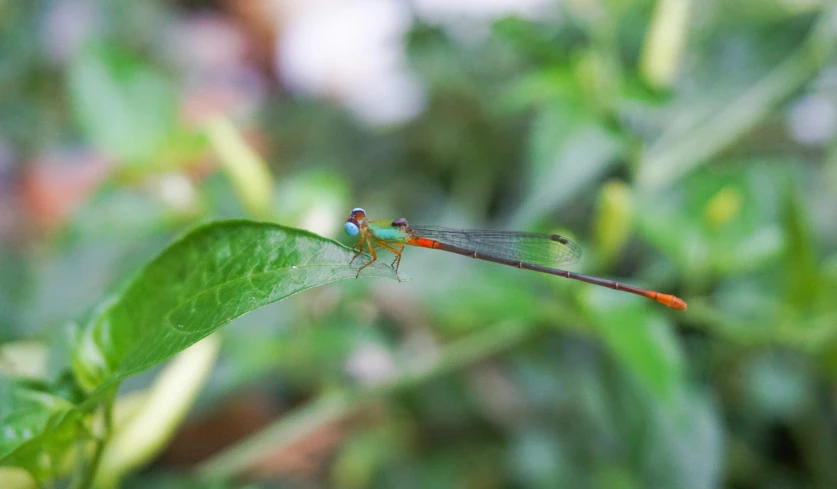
345;221;360;236
350;207;366;223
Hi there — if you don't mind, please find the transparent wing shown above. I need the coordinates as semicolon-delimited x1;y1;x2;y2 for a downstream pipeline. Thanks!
409;226;582;268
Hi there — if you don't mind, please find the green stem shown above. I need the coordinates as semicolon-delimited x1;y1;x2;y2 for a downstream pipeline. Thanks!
196;320;535;480
637;4;837;190
71;399;114;489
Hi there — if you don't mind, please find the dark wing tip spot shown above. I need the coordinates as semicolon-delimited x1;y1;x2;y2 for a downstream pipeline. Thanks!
551;234;569;244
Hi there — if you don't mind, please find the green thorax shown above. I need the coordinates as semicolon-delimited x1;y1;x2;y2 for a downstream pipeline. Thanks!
366;219;409;242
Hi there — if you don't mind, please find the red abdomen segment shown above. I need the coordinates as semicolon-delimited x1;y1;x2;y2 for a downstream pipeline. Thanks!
408;237;441;249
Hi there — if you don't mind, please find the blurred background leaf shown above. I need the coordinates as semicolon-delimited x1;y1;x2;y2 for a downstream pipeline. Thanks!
69;45;177;167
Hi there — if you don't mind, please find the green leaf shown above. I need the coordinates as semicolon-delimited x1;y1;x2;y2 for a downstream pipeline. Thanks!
635;162;787;279
511;105;622;227
0;378;85;478
72;220;398;395
641;387;723;489
591;298;685;401
4;221;395;475
781;190;820;308
68;45;176;165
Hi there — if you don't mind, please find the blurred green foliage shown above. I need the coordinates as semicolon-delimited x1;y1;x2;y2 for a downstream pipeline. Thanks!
2;0;837;488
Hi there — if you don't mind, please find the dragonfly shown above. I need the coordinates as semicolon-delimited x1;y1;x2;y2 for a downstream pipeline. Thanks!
344;208;686;310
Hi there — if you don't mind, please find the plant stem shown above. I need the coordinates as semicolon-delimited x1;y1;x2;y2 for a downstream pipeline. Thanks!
71;399;114;489
196;320;535;480
637;4;837;190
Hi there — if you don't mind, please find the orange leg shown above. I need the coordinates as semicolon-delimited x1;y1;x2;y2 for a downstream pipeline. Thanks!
351;238;386;266
390;247;403;272
377;242;404;273
369;239;404;281
349;237;367;265
355;238;379;278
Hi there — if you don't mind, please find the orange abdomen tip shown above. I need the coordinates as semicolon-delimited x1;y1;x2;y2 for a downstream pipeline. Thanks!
656;293;687;311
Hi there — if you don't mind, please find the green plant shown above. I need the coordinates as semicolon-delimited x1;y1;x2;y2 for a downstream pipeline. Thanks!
0;221;398;488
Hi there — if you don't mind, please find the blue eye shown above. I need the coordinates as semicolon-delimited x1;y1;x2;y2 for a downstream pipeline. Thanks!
345;222;359;236
351;207;366;215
